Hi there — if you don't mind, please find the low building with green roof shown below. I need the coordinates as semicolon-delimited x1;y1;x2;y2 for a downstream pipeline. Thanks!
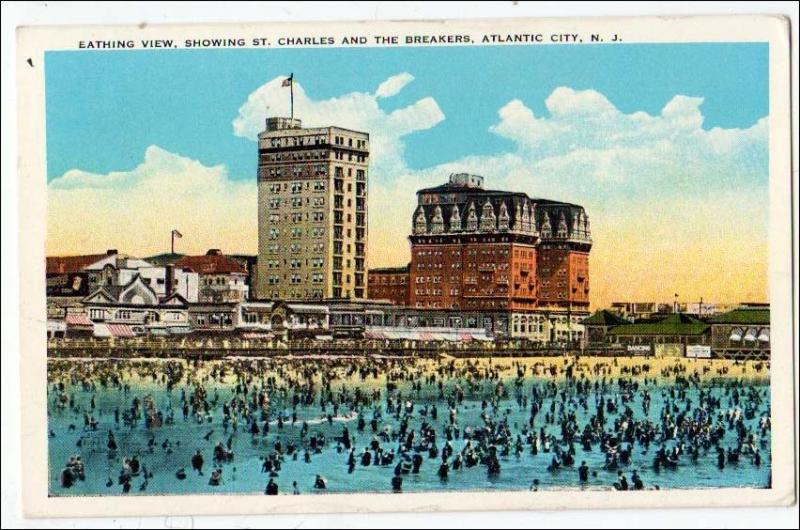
709;307;770;360
581;309;630;345
605;313;710;356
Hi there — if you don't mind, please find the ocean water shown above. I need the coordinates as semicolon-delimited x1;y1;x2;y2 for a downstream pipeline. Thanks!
47;358;771;496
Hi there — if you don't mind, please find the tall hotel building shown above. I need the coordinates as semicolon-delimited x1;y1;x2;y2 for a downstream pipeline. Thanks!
368;173;592;341
256;117;369;300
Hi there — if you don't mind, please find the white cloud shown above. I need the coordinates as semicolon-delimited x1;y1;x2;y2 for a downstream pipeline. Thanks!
479;87;767;203
47;146;257;257
232;73;444;177
375;72;414;98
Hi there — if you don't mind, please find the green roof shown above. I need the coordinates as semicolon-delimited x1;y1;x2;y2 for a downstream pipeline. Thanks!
582;309;630;326
369;264;410;274
145;253;185;266
709;307;770;325
607;313;709;336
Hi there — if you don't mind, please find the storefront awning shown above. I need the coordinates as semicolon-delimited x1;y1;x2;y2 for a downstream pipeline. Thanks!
65;313;92;327
242;332;274;340
364;328;493;342
757;329;770;343
743;328;758;342
729;328;743;341
94;323;136;338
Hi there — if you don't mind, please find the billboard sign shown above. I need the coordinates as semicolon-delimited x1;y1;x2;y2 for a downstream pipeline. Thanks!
686;345;712;358
626;344;651;355
46;273;90;296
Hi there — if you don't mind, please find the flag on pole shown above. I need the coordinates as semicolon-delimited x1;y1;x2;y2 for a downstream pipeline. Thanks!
172;229;183;238
283;73;295;120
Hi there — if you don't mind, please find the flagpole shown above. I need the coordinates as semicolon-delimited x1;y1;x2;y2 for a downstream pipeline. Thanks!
171;230;175;255
290;73;294;121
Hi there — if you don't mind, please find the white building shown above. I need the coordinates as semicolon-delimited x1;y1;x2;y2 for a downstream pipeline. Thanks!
82;274;191;337
83;251;199;302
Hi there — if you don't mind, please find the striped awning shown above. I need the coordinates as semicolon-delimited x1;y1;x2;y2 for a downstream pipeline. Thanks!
757;329;770;343
363;329;493;342
106;324;136;338
743;328;758;342
242;332;274;340
65;313;92;327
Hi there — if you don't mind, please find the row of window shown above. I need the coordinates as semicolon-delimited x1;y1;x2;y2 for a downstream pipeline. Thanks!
267;181;327;194
268;273;326;285
333;151;368;163
267;135;327;149
333;136;368;150
265;289;325;299
202;277;241;286
415;248;512;258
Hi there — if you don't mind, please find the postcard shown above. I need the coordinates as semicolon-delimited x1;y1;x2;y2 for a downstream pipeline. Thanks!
16;14;795;517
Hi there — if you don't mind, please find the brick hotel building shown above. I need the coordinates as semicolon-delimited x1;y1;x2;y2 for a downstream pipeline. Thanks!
369;173;592;342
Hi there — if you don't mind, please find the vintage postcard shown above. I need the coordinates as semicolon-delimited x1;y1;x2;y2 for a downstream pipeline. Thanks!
16;14;795;518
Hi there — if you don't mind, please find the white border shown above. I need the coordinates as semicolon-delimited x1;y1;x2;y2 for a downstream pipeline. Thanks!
3;2;798;528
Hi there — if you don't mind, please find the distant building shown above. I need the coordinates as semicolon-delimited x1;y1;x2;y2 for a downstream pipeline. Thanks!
188;302;239;331
228;254;259;299
256;117;369;300
709;306;770;360
47;249;199;321
581;309;630;345
46;252;104;318
367;265;410;306
384;173;593;341
605;313;711;355
175;249;249;303
609;301;743;321
144;253;185;267
82;274;190;337
608;302;670;322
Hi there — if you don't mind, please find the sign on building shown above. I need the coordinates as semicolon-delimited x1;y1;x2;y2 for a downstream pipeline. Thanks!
626;344;651;355
46;320;67;333
46;273;90;296
654;343;684;358
686;345;712;358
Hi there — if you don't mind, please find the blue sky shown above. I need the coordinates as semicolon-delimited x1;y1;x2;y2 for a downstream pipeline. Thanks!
45;43;767;181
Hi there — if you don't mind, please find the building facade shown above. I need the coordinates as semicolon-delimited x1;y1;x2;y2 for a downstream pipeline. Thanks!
398;173;591;341
175;249;249;303
367;265;410;306
82;274;191;337
581;309;631;345
604;313;711;351
709;306;770;360
256;117;369;301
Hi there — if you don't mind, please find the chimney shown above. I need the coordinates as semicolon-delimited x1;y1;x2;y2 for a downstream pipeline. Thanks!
165;264;175;297
206;249;222;256
106;249;118;255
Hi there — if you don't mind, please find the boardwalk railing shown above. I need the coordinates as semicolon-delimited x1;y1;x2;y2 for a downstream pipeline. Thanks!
46;337;628;359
